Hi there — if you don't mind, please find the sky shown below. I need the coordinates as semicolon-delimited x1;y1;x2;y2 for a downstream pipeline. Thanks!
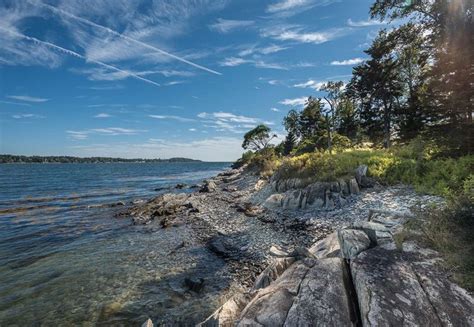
0;0;392;161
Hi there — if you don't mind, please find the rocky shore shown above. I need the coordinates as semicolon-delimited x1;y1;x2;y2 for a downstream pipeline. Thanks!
119;166;473;326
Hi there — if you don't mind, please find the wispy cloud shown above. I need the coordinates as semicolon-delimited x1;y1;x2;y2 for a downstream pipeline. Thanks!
347;18;387;27
219;57;287;70
0;27;161;88
219;57;252;67
330;57;365;65
0;100;32;107
158;70;195;77
261;25;347;44
67;127;146;140
266;0;340;15
238;44;289;57
270;107;280;112
12;113;45;119
7;95;49;103
28;1;222;76
197;111;271;133
293;79;324;90
189;128;197;132
279;96;308;106
164;81;186;86
209;18;255;33
94;113;112;118
149;115;195;122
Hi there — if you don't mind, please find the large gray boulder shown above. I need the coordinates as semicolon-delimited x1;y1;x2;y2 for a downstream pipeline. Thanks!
199;293;253;327
351;244;445;326
252;257;296;291
338;229;371;259
308;232;341;259
403;242;474;326
237;260;313;326
283;258;353;326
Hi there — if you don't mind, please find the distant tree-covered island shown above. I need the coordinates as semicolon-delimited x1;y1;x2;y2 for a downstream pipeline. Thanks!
0;154;202;164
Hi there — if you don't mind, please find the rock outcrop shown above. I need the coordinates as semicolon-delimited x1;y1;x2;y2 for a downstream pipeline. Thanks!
200;208;474;326
262;165;372;211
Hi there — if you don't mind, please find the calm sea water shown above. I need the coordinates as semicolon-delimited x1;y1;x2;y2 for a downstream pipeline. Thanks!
0;162;231;326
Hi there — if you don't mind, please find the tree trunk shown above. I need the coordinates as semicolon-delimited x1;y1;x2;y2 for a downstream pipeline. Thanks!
326;113;332;154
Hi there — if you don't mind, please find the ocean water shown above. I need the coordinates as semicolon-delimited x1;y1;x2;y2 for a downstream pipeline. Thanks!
0;162;231;326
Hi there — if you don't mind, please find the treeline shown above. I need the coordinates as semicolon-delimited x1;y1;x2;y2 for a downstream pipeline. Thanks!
249;0;473;157
0;155;201;164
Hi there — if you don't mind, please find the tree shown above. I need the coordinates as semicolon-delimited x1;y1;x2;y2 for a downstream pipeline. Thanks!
321;81;345;152
283;131;297;155
298;96;326;141
283;109;301;140
370;0;473;154
349;30;403;148
242;124;276;151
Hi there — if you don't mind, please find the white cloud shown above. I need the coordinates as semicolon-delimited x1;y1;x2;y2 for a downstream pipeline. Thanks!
209;18;254;33
28;1;223;76
330;57;365;65
267;0;339;13
158;70;195;77
293;79;325;90
7;95;49;103
279;96;308;106
238;44;289;57
270;107;280;112
67;127;146;140
165;81;186;86
219;57;252;67
11;113;45;119
189;128;197;132
347;18;387;27
197;111;272;133
262;25;346;44
219;57;287;70
0;100;32;107
94;113;111;118
149;115;195;122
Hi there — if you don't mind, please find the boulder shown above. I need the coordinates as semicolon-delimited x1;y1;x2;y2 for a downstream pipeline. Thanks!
402;242;474;326
308;232;341;259
348;178;360;194
283;258;353;326
263;194;284;209
354;165;368;185
184;277;205;293
237;260;314;326
369;208;413;228
351;221;393;245
200;180;217;193
235;203;265;217
141;318;154;327
351;245;444;326
252;257;296;291
206;235;243;260
199;293;253;327
337;229;371;259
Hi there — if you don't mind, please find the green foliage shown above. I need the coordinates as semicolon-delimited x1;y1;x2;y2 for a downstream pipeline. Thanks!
420;195;474;290
242;124;275;151
275;141;473;198
232;150;255;169
247;148;281;178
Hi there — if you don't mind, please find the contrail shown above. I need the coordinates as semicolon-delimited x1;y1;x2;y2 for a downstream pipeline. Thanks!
0;26;161;87
28;0;222;76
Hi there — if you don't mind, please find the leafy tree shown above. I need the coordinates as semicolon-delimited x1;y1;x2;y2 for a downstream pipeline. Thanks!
242;124;276;151
283;109;301;139
349;30;404;148
321;81;345;152
298;96;326;141
283;131;297;155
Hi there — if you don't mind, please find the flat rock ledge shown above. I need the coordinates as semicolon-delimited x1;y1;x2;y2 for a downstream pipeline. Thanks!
194;209;474;327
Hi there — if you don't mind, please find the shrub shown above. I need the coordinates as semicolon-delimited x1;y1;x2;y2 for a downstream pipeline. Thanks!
420;195;474;290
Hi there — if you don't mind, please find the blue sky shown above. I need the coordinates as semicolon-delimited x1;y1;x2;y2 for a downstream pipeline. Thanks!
0;0;390;161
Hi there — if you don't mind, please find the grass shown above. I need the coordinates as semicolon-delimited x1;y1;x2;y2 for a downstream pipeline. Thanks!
273;147;473;198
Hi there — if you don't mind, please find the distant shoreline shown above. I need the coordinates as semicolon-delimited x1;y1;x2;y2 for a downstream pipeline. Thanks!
0;154;203;164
